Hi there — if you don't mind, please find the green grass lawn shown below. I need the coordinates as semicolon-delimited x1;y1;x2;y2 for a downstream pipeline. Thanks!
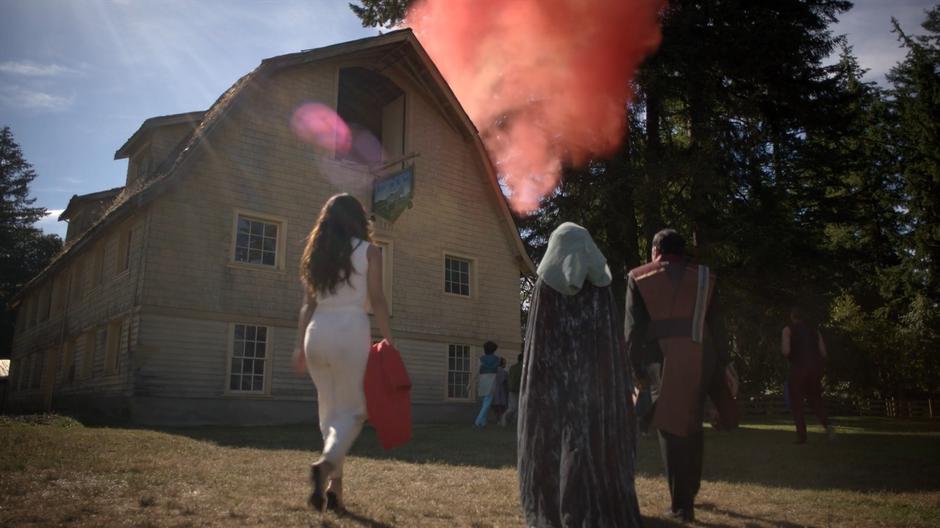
1;415;938;527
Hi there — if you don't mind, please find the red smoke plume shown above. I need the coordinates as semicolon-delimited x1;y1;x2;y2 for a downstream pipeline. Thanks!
407;0;665;214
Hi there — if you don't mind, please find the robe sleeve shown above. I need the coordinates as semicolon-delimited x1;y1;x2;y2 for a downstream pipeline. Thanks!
624;276;651;382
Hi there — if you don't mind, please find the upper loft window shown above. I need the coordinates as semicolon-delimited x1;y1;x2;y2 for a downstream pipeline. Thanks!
232;212;284;269
337;67;405;165
444;255;472;297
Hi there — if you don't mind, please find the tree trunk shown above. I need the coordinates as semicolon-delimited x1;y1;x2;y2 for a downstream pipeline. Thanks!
643;86;666;246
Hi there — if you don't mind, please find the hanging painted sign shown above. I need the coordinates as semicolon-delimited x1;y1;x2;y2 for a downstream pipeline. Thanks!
372;165;414;222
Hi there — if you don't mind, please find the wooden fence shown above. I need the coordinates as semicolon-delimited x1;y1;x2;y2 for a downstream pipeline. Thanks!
741;397;937;418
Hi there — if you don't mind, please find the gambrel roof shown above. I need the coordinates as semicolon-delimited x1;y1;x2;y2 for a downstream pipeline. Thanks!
114;111;206;160
58;186;124;221
12;29;535;305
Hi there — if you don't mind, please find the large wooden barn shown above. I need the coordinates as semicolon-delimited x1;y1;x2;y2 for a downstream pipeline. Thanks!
7;30;534;425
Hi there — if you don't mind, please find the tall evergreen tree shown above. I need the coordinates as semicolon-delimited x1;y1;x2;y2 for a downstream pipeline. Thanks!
350;1;936;399
888;6;940;302
0;126;62;358
1;127;46;243
349;0;411;28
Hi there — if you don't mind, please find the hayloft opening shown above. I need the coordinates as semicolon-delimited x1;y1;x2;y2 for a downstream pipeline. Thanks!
337;67;405;165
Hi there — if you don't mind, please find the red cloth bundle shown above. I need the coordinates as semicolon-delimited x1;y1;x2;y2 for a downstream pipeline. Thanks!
364;339;412;450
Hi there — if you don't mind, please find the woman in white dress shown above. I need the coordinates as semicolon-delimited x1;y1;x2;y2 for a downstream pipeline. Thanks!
292;193;393;512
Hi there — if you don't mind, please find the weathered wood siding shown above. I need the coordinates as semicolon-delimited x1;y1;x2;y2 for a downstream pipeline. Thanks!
136;56;521;410
8;213;146;409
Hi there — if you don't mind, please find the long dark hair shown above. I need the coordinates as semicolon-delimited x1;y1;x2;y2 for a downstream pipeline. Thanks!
301;194;372;296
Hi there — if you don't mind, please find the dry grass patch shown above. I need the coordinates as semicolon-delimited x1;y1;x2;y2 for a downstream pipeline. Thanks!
0;416;937;527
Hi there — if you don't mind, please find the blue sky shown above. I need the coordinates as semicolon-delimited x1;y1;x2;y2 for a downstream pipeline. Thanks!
0;0;934;239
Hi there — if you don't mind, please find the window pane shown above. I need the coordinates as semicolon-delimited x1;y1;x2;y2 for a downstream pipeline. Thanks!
447;344;472;398
255;342;265;358
231;358;241;374
234;325;245;339
241;376;252;391
246;326;256;341
444;257;470;296
233;340;245;357
256;327;267;341
235;218;278;267
253;376;264;391
236;233;249;249
254;361;264;375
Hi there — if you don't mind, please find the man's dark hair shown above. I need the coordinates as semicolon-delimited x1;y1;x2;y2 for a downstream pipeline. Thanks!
484;341;498;355
652;228;685;256
790;306;804;322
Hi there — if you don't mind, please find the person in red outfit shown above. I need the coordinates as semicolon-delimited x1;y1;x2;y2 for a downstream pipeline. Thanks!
782;307;834;444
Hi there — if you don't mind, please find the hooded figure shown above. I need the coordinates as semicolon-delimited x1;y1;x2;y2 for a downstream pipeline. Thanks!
518;222;642;528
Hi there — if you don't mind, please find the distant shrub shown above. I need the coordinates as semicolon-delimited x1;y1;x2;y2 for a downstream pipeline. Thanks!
0;414;84;428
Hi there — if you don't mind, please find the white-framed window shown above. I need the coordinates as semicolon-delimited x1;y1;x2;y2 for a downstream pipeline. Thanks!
443;254;472;297
61;339;75;383
446;344;472;400
104;320;123;375
231;211;286;269
227;323;271;394
30;353;42;389
81;329;96;380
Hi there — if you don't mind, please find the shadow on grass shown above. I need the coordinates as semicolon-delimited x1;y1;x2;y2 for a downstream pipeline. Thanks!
321;509;395;528
154;417;940;493
674;417;940;493
696;502;805;528
156;423;521;469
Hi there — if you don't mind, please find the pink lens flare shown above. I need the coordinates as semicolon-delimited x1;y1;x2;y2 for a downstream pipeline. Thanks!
290;102;352;154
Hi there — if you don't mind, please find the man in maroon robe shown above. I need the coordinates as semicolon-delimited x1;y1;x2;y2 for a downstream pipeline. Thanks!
783;307;834;444
624;229;736;523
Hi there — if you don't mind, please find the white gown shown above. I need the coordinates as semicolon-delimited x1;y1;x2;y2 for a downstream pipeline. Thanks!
304;238;371;477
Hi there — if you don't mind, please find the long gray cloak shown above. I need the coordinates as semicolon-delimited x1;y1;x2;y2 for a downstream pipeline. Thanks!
518;279;642;528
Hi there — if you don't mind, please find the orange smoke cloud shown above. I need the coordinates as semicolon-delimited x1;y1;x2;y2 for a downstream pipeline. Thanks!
407;0;665;214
